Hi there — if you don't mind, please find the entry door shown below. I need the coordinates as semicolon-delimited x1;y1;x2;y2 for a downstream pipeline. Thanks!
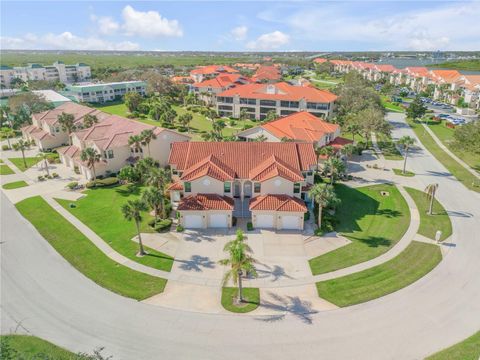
243;181;252;198
233;181;241;198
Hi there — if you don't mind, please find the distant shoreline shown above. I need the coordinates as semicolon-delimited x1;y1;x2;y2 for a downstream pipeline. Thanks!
425;60;480;71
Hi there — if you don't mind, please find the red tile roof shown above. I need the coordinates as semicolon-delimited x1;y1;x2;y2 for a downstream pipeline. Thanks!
22;125;54;140
193;74;250;90
328;136;353;148
178;194;234;211
217;82;337;103
169;142;317;182
167;182;183;191
314;58;328;64
249;195;307;212
405;67;430;77
252;65;281;82
249;155;305;182
374;64;397;73
429;69;462;84
260;111;339;142
33;102;108;127
190;65;238;76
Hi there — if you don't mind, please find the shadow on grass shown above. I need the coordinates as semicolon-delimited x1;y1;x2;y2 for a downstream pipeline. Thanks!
143;252;173;261
376;209;403;218
115;184;142;196
349;235;391;248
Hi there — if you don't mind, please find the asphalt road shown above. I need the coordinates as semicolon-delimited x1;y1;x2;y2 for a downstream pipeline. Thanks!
1;112;480;359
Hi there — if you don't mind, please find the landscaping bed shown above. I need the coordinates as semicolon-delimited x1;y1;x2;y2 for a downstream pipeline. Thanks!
316;241;442;307
16;196;167;300
393;168;415;177
0;164;15;175
8;157;40;171
221;287;260;313
2;180;29;189
309;183;410;275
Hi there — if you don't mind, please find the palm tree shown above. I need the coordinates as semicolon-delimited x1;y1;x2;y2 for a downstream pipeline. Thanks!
145;167;171;217
323;156;346;184
424;183;439;215
140;129;157;157
128;134;144;159
80;147;101;181
345;123;361;143
318;145;335;159
142;186;164;222
38;152;50;177
341;144;356;175
177;113;193;133
309;183;340;229
397;135;416;175
0;127;15;148
219;230;257;303
121;199;148;256
83;114;98;128
58;112;75;145
13;139;30;169
212;119;226;140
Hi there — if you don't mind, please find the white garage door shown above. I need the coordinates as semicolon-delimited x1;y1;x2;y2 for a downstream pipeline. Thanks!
256;214;274;228
281;215;300;230
184;215;203;229
209;214;228;228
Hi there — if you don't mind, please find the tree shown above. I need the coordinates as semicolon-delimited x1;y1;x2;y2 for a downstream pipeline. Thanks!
254;134;268;142
140;129;157;157
318;145;335;159
177;113;193;132
355;107;390;146
309;183;340;229
406;96;427;120
424;183;439;216
264;110;277;123
159;108;177;126
145;167;171;218
323;156;346;184
135;157;157;183
341;144;356;175
0;127;15;148
58;112;76;145
397;135;416;174
13;139;30;169
0;105;12;127
121;199;148;256
8;92;51;115
239;108;249;121
345;123;362;143
219;230;257;303
142;186;164;222
83;114;99;128
10;77;26;89
452;121;480;155
38;152;50;177
118;165;140;184
148;101;166;121
212;119;226;140
124;92;143;113
128;134;144;159
80;148;101;181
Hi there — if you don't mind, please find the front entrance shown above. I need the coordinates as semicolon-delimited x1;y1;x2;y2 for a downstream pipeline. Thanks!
233;181;241;198
243;181;252;198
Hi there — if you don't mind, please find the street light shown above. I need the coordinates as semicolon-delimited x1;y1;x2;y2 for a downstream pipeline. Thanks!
435;230;442;244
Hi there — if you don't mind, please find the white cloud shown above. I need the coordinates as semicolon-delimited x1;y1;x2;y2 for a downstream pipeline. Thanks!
231;26;248;41
90;15;120;35
0;32;139;51
122;5;182;38
246;30;290;50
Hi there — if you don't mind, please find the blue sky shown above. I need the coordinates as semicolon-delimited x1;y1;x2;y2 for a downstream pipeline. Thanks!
1;1;480;51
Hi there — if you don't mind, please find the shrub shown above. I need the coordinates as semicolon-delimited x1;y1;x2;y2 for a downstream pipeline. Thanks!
176;225;184;232
66;181;78;190
304;211;310;221
314;228;323;236
52;172;59;178
85;181;96;188
247;222;254;231
2;145;10;151
73;166;80;174
69;203;76;209
37;175;45;181
148;219;156;227
96;177;119;186
154;219;172;232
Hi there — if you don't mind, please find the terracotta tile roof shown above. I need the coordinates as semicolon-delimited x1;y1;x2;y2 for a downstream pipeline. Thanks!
405;67;430;77
328;136;353;148
22;125;54;140
190;65;238;76
249;155;305;182
193;74;250;90
167;182;183;191
260;111;339;142
374;64;397;72
169;142;317;181
458;75;480;91
249;194;307;212
252;65;281;82
217;82;337;103
178;194;234;211
57;145;80;158
34;102;107;127
181;154;236;182
314;58;328;64
429;69;462;84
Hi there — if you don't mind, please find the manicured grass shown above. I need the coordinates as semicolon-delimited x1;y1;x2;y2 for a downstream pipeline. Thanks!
426;331;480;360
2;180;29;189
381;95;405;113
0;164;15;175
427;120;480;173
316;241;442;307
56;184;174;272
406;117;480;193
309;183;410;275
376;133;403;160
393;168;415;177
405;187;452;241
16;196;167;300
8;157;40;171
221;287;260;313
0;335;76;359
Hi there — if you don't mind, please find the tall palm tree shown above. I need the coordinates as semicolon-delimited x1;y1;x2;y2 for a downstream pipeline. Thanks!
83;114;98;128
140;129;157;157
145;167;171;217
121;199;148;256
212;119;226;140
13;139;30;169
128;134;144;159
424;183;439;215
397;135;416;175
38;152;50;177
309;183;340;229
345;123;361;144
177;113;193;133
142;186;164;222
323;156;346;184
219;230;257;303
80;147;101;181
58;112;75;145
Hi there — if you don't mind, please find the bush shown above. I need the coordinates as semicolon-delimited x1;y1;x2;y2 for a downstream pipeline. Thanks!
97;177;119;186
247;222;254;231
314;228;323;236
37;175;45;181
73;166;80;174
69;203;76;208
154;219;172;232
52;172;59;178
66;181;78;190
2;145;10;151
304;211;310;221
85;181;96;188
176;225;184;232
148;219;156;227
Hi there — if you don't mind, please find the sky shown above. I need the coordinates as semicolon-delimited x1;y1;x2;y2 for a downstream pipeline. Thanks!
1;1;480;52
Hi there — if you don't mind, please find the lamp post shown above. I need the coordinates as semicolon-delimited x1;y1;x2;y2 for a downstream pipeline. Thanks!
435;230;442;244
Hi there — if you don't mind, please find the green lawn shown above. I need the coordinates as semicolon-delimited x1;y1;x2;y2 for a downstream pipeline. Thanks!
316;241;442;307
2;180;29;189
381;95;405;113
8;157;40;171
376;133;403;160
427;120;480;173
393;168;415;177
405;187;452;241
56;184;174;272
426;331;480;360
309;183;410;275
0;164;15;175
0;335;76;359
221;287;260;313
16;196;167;300
406;117;480;193
427;60;480;71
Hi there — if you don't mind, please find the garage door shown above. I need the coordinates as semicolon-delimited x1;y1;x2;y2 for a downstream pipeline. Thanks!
281;215;300;230
209;214;228;228
184;215;203;229
256;214;274;228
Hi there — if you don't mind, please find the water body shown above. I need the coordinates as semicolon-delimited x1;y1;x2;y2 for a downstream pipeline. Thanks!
376;57;480;75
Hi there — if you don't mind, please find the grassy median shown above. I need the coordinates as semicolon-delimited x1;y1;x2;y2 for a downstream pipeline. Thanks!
8;157;40;171
2;180;29;189
0;164;15;175
309;184;410;275
16;196;167;300
0;335;76;359
221;287;260;313
426;331;480;360
316;241;442;307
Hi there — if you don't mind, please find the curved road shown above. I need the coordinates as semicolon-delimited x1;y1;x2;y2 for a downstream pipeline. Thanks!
1;113;480;359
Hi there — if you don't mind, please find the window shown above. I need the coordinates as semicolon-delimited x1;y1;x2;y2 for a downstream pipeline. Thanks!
280;101;299;108
260;100;276;107
218;96;233;103
240;98;256;105
107;150;114;159
218;105;233;110
224;182;231;193
184;182;191;192
254;183;261;193
294;183;301;194
307;171;313;176
307;102;329;110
